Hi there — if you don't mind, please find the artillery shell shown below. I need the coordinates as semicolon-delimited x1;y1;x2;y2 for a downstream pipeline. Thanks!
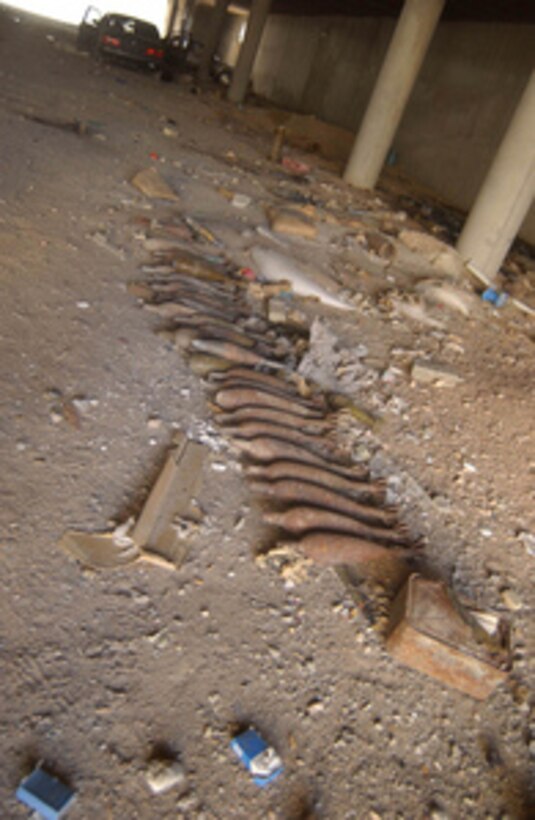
144;302;197;318
232;436;361;471
148;275;230;298
213;374;325;408
193;341;284;370
217;408;332;434
187;353;235;376
263;507;408;545
250;479;397;527
224;421;341;456
212;367;299;393
168;322;255;349
213;388;323;417
172;297;241;320
286;533;409;567
165;327;198;350
246;460;379;498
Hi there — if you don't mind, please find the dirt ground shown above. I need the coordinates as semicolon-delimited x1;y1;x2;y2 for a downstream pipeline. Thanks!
0;6;534;819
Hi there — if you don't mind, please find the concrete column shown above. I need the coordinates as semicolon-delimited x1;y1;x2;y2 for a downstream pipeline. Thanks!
228;0;271;105
344;0;445;189
198;0;230;86
457;70;535;283
164;0;179;38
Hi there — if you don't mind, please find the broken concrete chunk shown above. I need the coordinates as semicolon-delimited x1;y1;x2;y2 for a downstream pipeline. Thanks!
417;281;474;317
500;588;523;611
232;193;252;209
354;229;396;265
131;167;179;201
145;758;187;795
411;360;463;387
398;229;465;278
163;125;178;138
386;574;508;700
267;208;317;239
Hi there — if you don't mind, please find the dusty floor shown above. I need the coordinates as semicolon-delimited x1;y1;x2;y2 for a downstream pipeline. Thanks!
0;7;534;819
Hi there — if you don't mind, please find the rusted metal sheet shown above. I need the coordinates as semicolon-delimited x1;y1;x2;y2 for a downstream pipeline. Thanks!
386;573;509;700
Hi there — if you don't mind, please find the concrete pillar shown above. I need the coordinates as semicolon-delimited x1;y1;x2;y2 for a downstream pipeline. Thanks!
198;0;230;86
228;0;271;105
457;70;535;283
344;0;445;189
165;0;179;38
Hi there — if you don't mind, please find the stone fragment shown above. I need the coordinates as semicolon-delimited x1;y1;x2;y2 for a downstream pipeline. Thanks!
232;193;252;208
399;229;465;277
131;167;179;201
145;758;187;795
500;588;522;611
267;208;317;239
306;699;325;716
411;360;463;387
163;125;178;138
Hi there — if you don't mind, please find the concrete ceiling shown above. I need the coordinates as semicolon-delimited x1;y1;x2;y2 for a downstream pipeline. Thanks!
267;1;535;24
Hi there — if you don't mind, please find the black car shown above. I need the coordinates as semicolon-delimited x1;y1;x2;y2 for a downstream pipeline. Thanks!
77;7;164;71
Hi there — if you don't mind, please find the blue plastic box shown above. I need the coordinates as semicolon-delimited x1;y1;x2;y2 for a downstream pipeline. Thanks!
482;287;508;308
230;728;284;788
16;765;76;819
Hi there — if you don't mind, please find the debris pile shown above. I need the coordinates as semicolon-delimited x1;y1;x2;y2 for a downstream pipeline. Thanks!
58;157;514;703
124;219;509;699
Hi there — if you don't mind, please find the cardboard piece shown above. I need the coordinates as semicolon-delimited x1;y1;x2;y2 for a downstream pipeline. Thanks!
133;434;206;561
59;435;206;570
386;574;508;700
131;167;179;201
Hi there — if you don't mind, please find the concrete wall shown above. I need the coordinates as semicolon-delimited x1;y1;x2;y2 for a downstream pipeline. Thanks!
247;15;535;243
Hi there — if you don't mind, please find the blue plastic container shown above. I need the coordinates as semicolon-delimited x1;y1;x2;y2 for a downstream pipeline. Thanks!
230;728;284;788
16;766;76;819
482;288;508;308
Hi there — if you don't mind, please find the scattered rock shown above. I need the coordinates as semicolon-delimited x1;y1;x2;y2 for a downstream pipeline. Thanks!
131;167;179;201
144;757;187;795
306;698;325;716
417;280;474;317
267;208;317;239
411;360;463;387
176;793;199;813
147;416;163;430
163;125;178;138
500;588;523;611
232;193;252;209
518;531;535;557
398;229;465;278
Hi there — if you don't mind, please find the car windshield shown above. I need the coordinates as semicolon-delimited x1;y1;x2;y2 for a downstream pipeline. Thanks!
104;16;159;40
